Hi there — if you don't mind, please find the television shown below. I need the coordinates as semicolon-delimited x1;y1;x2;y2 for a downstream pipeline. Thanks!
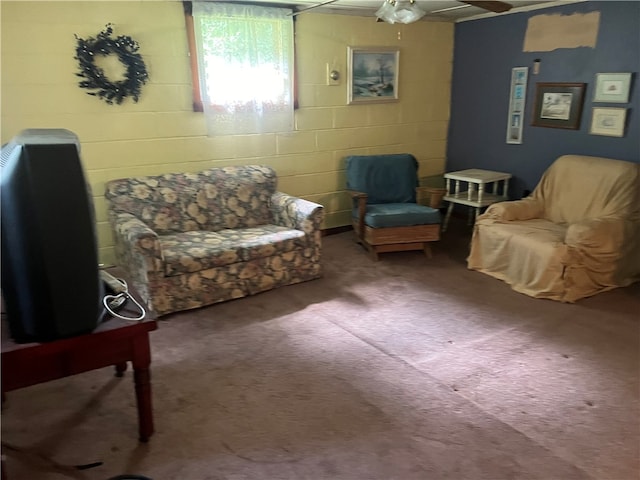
1;129;102;343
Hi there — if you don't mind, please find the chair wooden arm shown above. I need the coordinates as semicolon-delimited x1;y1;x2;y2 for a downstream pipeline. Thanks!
416;186;447;208
348;190;368;199
348;190;368;240
416;186;429;205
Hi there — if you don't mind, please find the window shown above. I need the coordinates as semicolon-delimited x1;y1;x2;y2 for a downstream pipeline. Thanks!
186;2;295;135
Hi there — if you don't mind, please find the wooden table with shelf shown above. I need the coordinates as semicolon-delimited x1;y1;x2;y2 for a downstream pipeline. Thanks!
442;169;512;231
1;273;157;443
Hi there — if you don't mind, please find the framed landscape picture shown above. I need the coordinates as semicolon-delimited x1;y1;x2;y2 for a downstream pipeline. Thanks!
347;47;399;105
532;82;586;129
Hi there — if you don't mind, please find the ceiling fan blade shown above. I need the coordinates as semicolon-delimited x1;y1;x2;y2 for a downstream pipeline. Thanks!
290;0;340;16
460;1;513;13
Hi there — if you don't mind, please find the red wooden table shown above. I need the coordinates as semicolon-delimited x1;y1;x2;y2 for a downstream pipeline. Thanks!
1;291;157;442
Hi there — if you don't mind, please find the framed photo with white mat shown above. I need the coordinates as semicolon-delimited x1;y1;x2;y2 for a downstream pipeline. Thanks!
593;73;632;103
589;107;627;137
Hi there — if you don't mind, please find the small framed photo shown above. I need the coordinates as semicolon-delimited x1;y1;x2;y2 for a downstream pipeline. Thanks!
514;85;524;99
593;73;632;103
532;82;586;130
347;47;399;105
589;107;627;137
506;66;528;144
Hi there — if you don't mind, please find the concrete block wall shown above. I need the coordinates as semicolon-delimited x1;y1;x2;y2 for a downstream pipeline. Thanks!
1;1;453;264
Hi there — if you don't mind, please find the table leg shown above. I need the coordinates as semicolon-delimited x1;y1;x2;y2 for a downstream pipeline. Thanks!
443;202;454;232
115;362;127;378
131;335;154;442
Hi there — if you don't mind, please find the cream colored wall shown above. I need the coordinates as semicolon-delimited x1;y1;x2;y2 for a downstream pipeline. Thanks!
0;1;453;264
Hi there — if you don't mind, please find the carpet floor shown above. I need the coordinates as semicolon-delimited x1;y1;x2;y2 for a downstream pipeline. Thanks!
2;218;639;480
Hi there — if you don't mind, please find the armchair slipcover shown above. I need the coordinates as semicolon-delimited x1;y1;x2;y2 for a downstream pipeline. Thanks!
467;155;640;302
346;154;441;260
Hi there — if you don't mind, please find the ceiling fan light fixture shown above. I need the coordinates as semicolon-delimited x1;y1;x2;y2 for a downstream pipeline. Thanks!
394;0;427;23
375;0;398;24
376;0;426;24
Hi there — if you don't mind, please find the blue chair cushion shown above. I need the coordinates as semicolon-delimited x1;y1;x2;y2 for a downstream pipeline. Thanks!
346;154;418;204
353;203;441;228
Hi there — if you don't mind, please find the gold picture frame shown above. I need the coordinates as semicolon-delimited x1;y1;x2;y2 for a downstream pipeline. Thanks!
589;107;627;137
347;47;399;105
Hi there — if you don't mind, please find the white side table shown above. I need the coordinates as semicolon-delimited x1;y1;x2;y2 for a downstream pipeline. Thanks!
442;169;512;232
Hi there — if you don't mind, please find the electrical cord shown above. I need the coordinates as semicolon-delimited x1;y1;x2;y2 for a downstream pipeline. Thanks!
2;441;153;478
102;278;146;321
1;440;102;472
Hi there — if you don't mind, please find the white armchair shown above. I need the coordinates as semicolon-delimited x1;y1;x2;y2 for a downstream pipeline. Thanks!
467;155;640;302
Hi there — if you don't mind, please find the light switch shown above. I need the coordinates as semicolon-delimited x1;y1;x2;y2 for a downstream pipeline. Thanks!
326;63;340;86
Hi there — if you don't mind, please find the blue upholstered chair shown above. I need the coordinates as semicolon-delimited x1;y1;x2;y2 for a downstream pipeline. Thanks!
346;154;441;260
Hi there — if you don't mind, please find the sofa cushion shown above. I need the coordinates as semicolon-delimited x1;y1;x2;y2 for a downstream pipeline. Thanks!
159;225;306;276
199;166;277;231
353;203;441;228
105;165;277;235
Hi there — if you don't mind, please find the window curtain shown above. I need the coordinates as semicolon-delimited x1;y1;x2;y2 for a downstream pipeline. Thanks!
192;2;294;136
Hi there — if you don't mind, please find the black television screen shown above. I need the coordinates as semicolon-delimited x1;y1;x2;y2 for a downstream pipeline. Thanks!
1;129;102;343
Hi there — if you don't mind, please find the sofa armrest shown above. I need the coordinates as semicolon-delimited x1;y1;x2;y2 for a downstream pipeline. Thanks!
271;192;324;235
109;211;164;276
478;197;544;223
565;216;627;253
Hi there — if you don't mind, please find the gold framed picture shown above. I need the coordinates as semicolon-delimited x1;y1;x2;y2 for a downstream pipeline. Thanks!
347;47;399;105
589;107;627;137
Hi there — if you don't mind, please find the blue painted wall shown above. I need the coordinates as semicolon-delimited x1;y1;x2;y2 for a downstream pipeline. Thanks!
447;1;639;198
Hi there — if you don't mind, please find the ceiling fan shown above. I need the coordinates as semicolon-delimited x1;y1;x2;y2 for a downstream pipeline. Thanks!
292;0;513;23
455;1;512;13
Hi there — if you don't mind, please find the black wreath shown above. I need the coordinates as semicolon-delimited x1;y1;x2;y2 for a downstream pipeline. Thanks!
74;24;149;105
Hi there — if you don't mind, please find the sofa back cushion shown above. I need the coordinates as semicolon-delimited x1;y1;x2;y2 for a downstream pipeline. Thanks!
533;155;640;224
105;165;277;234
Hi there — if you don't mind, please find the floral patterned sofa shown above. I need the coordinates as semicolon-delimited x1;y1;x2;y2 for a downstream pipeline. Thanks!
105;165;324;316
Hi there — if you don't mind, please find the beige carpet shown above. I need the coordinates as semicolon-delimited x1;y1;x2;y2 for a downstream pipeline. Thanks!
3;218;639;480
